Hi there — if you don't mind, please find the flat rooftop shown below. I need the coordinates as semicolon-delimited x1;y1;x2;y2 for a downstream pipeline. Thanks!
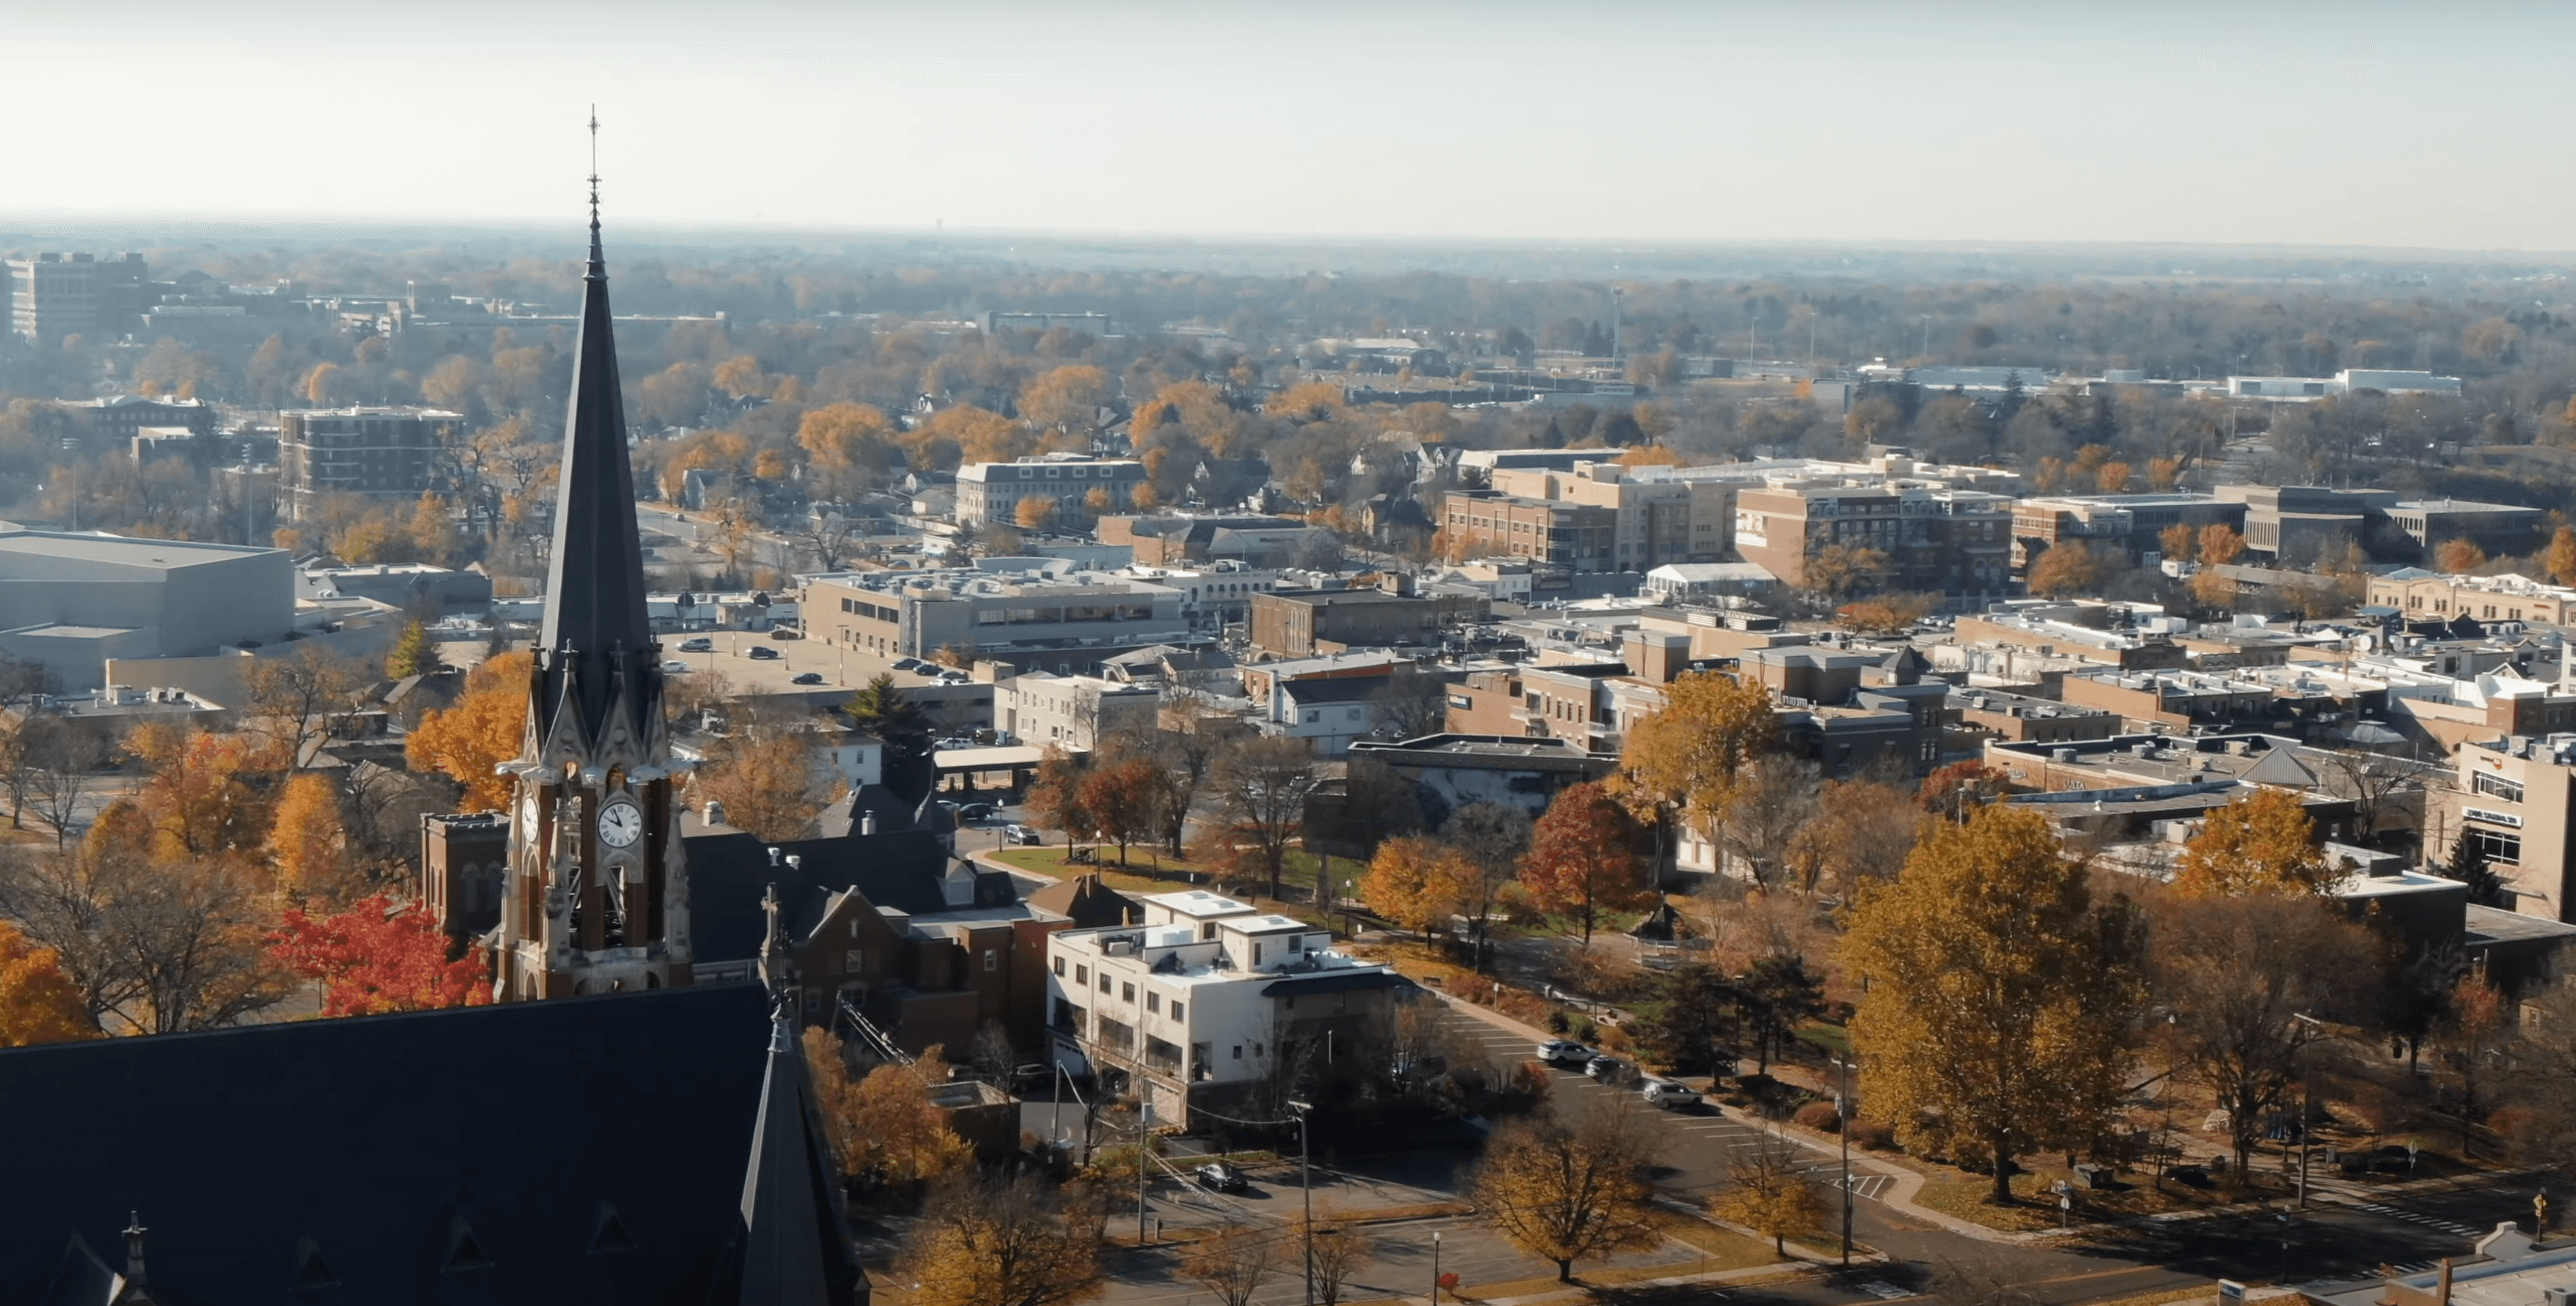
0;530;282;573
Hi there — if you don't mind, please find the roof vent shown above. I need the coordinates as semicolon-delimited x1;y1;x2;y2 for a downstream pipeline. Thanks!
703;799;726;827
767;846;782;867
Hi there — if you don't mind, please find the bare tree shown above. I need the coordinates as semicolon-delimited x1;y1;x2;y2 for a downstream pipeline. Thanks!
240;643;374;769
802;509;858;572
1367;671;1449;742
0;842;284;1033
1719;756;1819;891
1304;1221;1369;1306
1181;1223;1275;1306
24;723;103;849
2315;749;2432;850
1209;735;1322;902
1445;800;1532;970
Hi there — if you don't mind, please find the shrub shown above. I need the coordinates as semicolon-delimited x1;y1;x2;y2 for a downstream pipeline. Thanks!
1794;1101;1842;1132
1546;1011;1571;1034
1847;1120;1898;1151
1574;1018;1598;1044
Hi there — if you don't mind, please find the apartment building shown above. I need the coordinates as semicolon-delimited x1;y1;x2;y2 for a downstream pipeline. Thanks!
1486;462;1735;571
957;454;1147;527
278;406;466;521
1439;489;1617;570
1123;562;1281;628
1733;481;2014;602
7;252;148;343
1044;890;1410;1127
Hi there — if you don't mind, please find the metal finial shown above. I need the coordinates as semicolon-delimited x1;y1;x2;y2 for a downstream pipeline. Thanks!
586;106;601;235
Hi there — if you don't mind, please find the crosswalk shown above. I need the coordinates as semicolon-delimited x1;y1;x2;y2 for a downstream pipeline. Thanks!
2356;1203;2483;1236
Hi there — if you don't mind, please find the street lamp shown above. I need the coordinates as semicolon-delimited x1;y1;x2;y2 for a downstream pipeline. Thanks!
1431;1230;1443;1304
1830;1054;1855;1265
2292;1012;2326;1210
1289;1099;1315;1306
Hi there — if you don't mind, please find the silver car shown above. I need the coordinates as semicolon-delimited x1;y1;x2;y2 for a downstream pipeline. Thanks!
1639;1078;1701;1110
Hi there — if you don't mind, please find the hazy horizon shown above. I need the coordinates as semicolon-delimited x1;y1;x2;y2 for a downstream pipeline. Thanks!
7;0;2574;255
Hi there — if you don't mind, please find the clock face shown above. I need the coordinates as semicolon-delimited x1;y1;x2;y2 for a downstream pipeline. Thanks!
597;799;644;849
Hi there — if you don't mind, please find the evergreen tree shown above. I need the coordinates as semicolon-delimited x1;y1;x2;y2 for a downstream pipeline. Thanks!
385;620;430;680
2442;829;2511;908
848;673;935;799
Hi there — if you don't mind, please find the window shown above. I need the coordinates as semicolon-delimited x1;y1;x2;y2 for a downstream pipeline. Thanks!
1075;964;1088;985
1232;1044;1242;1060
2474;771;2525;803
1171;1001;1185;1020
2471;828;2523;863
1122;981;1135;1002
1099;973;1111;993
1147;991;1161;1013
983;949;999;972
1053;957;1066;977
844;949;863;972
1251;943;1262;965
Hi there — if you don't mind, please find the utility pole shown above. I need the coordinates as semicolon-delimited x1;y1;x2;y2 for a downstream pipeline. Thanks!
1291;1099;1315;1305
1136;1099;1152;1244
1833;1054;1854;1266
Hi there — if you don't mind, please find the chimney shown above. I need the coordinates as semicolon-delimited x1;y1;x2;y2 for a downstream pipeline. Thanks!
785;854;802;872
862;811;877;837
767;846;782;867
703;799;727;827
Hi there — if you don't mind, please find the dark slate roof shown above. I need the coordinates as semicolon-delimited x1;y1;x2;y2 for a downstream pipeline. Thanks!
685;826;993;964
535;205;656;748
1025;872;1140;927
1259;969;1411;998
0;983;860;1304
1280;676;1390;706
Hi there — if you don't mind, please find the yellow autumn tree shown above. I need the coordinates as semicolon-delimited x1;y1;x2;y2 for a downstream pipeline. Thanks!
1473;1102;1662;1281
896;1172;1102;1306
1020;366;1111;438
1708;1139;1825;1257
1358;835;1476;937
2174;787;2330;896
1618;669;1777;851
1841;803;2147;1204
798;401;892;499
405;649;531;810
805;1029;974;1187
1015;495;1059;530
2437;538;2489;574
268;772;349;899
0;920;101;1047
2026;541;2108;598
2198;523;2246;566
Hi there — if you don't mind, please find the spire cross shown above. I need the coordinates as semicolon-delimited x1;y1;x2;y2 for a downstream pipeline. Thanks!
586;106;601;237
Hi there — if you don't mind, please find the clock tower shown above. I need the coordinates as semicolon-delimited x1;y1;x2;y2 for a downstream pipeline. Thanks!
492;164;692;1001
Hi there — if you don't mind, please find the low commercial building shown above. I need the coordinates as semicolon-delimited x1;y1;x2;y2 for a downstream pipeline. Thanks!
2011;493;2245;565
2368;570;2576;626
1439;489;1617;572
1044;890;1412;1127
0;530;295;692
808;565;1192;674
1249;586;1487;658
1951;687;2120;745
2380;499;2546;556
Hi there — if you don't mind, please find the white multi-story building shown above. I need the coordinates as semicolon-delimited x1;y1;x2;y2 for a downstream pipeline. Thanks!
1043;890;1411;1126
995;670;1160;751
957;454;1148;528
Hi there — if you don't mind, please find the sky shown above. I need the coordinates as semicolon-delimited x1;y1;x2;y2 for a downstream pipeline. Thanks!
8;0;2573;252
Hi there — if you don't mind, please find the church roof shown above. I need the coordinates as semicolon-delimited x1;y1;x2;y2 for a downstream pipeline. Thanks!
0;984;860;1303
534;199;656;747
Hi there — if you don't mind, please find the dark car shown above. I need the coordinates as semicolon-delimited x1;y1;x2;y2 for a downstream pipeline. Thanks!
746;646;781;660
957;803;997;823
768;626;802;639
677;637;714;652
790;671;823;685
1195;1161;1249;1193
1583;1055;1634;1084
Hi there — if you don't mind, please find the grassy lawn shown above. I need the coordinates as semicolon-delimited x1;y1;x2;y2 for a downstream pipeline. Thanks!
1910;1161;2291;1233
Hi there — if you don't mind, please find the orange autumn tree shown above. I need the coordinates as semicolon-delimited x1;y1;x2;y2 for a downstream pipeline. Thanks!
0;920;101;1047
137;729;275;863
406;649;531;810
1519;782;1652;945
269;771;349;898
2174;787;2331;896
268;894;491;1017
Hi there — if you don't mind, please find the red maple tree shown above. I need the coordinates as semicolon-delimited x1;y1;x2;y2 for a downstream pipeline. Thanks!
268;894;492;1017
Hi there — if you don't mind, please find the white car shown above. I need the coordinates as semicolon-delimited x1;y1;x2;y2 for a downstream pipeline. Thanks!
1534;1040;1593;1066
660;660;691;674
1639;1078;1701;1110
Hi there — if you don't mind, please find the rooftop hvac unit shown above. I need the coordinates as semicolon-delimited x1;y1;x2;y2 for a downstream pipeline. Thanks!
2052;747;2079;763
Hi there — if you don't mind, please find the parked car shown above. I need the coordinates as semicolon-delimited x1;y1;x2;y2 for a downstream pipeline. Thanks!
1004;824;1043;846
1534;1040;1593;1066
1639;1078;1701;1110
892;658;926;672
1195;1161;1249;1193
936;672;970;685
677;637;714;652
790;672;823;685
957;803;997;823
660;660;691;674
1583;1055;1633;1084
767;626;801;639
746;646;781;660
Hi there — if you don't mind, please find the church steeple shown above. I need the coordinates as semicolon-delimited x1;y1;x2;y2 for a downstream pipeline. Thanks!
536;109;654;749
494;115;692;1003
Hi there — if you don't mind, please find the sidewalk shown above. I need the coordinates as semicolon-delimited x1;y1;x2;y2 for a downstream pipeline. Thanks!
1431;990;2538;1247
